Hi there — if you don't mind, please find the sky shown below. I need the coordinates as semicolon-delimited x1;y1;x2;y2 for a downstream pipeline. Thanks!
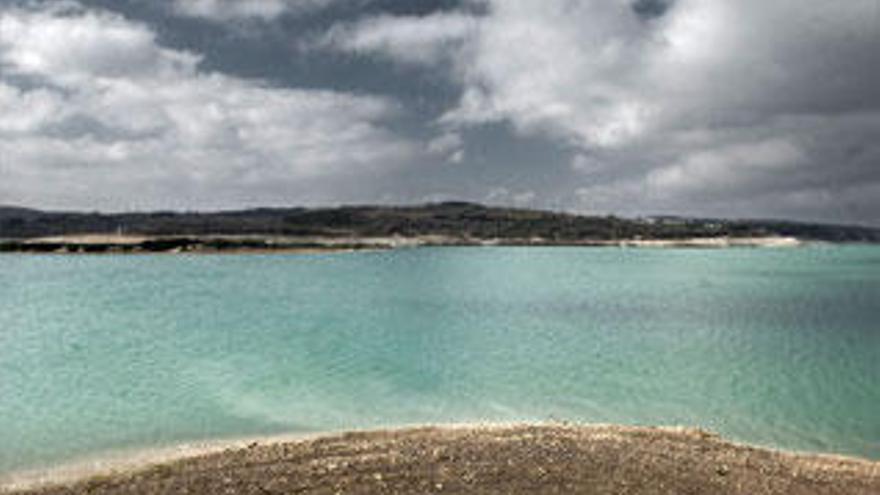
0;0;878;224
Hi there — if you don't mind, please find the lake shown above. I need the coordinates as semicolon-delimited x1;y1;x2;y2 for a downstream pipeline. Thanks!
1;246;878;475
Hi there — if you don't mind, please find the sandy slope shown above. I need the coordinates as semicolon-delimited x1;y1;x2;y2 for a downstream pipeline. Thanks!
5;424;879;494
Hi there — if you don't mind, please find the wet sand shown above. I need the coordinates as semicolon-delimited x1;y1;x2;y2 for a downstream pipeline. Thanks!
4;424;878;494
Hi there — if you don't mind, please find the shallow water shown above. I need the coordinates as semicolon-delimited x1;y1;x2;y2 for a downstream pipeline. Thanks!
1;246;878;474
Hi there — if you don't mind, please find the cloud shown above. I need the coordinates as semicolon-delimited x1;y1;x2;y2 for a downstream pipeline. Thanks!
427;132;465;164
318;0;880;224
440;1;660;148
3;0;879;224
571;154;603;174
322;2;659;147
571;112;880;221
2;1;199;83
647;138;806;195
317;12;478;64
0;2;417;210
170;0;336;22
631;0;675;20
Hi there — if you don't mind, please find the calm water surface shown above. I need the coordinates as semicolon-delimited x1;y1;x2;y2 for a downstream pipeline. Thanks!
1;246;878;473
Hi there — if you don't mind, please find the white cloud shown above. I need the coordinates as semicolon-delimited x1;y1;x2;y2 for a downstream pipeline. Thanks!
0;83;67;133
647;139;806;194
1;3;199;83
0;2;417;210
448;149;465;164
318;12;478;64
323;2;660;147
171;0;335;22
443;1;661;148
444;0;880;147
427;132;462;155
322;0;880;148
427;132;465;164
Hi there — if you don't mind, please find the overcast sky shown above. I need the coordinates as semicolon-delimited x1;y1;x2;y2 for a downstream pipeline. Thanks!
1;0;878;224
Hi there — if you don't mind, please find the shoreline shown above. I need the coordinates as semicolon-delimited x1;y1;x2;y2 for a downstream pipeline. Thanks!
0;430;322;492
3;423;879;494
0;235;805;255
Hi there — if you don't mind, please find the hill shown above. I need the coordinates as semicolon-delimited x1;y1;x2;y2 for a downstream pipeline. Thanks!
0;202;877;243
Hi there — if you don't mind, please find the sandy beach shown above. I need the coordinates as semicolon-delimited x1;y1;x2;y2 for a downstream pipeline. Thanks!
3;424;878;494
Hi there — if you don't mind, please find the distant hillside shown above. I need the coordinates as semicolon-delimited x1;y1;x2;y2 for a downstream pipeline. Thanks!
0;206;44;220
0;202;878;242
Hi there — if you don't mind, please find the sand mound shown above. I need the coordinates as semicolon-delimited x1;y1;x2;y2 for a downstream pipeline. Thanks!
7;424;880;494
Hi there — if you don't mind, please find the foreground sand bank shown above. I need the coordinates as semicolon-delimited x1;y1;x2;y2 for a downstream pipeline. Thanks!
4;424;878;494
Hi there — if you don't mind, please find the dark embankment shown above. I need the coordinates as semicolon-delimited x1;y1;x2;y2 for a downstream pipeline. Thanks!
0;236;389;254
7;425;879;495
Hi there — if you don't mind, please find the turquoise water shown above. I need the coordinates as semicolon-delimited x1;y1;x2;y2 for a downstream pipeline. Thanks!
1;246;879;474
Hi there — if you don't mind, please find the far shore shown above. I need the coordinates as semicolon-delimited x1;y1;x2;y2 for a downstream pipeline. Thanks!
0;234;803;254
2;424;878;494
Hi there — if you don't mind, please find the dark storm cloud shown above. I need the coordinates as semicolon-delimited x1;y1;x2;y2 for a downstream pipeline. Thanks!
631;0;674;20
